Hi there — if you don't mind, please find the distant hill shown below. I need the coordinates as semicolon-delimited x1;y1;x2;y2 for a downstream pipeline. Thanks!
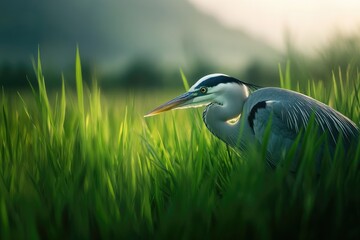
0;0;280;69
0;0;283;89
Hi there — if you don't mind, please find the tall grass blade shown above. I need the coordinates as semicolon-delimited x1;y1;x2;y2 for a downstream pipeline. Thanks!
76;46;85;118
180;68;190;91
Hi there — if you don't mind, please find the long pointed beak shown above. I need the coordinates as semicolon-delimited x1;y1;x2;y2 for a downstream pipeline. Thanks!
144;91;195;117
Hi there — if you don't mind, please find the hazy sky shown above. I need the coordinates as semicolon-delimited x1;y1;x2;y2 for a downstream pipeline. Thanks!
189;0;360;51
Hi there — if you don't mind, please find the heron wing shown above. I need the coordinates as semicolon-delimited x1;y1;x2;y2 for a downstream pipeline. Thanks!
247;88;359;164
250;100;299;166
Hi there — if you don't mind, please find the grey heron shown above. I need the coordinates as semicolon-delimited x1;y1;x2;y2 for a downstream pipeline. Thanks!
145;73;359;170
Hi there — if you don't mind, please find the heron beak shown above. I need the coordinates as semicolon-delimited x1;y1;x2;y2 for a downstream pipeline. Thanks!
144;91;196;117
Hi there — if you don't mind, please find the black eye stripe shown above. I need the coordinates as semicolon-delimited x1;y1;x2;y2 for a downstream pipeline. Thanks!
193;75;260;91
196;75;241;88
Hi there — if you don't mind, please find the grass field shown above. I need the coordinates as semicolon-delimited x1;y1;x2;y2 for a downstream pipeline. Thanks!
1;51;360;239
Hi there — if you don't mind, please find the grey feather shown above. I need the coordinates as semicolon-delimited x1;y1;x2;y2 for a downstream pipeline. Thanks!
244;87;359;147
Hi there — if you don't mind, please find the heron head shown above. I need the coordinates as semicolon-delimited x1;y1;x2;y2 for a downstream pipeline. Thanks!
144;73;255;117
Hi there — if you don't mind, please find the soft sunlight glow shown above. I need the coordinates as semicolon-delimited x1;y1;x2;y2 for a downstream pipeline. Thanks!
226;114;241;125
189;0;360;52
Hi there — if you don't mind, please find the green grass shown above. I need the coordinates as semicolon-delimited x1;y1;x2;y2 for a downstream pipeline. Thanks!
0;53;360;239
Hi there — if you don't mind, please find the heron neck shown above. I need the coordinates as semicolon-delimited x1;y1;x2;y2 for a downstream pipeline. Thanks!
203;93;249;148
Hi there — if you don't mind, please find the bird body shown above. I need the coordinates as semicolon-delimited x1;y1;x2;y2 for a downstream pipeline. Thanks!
145;74;359;170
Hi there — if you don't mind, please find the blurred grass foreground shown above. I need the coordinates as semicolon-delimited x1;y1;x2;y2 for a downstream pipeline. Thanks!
0;48;360;239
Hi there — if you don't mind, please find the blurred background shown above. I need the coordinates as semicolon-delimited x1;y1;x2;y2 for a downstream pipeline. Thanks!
1;0;360;89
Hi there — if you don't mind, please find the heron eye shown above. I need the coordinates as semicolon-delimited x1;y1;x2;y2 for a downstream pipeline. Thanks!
200;87;207;94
